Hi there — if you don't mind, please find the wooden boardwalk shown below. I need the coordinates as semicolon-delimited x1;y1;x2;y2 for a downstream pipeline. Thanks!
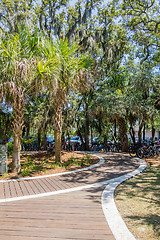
0;153;139;240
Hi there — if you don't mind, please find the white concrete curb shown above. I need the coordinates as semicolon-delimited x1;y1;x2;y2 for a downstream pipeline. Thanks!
102;158;147;240
0;154;104;183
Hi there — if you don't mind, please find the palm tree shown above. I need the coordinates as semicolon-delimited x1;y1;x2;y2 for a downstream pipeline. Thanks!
0;30;38;172
37;38;92;163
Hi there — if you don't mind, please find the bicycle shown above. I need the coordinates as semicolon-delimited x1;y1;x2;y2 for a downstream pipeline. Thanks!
92;143;109;152
128;143;140;157
137;144;159;159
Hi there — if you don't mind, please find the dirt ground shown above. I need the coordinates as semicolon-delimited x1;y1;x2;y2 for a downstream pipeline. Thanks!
144;155;160;166
122;152;160;166
0;151;99;180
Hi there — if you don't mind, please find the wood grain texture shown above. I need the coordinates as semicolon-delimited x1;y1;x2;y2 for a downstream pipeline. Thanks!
0;153;139;240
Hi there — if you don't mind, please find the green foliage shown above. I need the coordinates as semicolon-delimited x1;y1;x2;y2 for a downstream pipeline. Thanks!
7;142;13;156
21;169;30;177
0;0;159;159
0;0;36;33
64;155;91;167
19;153;93;177
84;155;91;164
121;0;160;63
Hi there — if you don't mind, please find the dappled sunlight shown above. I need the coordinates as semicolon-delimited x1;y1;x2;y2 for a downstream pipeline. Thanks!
115;166;160;240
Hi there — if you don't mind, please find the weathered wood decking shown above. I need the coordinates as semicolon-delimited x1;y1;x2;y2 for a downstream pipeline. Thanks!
0;153;139;240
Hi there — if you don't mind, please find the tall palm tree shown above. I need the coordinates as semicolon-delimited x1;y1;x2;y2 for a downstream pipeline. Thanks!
37;38;92;163
0;30;38;172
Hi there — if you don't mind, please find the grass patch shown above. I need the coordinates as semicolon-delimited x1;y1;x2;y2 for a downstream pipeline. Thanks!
115;166;160;240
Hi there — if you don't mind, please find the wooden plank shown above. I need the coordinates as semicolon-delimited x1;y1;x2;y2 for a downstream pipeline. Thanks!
57;176;76;188
38;178;54;191
1;153;136;240
42;177;59;191
3;182;11;198
61;172;89;186
24;180;40;195
18;181;30;196
36;179;52;192
48;177;66;190
22;180;35;195
0;182;5;199
0;186;115;239
9;181;17;198
55;176;71;189
0;228;115;240
13;181;24;197
30;179;46;193
0;217;108;230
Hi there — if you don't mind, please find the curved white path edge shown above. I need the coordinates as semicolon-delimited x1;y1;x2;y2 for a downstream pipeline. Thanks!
102;158;147;240
0;154;104;183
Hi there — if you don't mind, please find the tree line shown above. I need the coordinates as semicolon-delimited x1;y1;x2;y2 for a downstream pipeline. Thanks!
0;0;159;173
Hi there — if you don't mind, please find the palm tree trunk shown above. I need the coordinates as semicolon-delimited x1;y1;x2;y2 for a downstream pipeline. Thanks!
55;128;62;162
54;89;65;163
12;134;21;173
12;92;25;173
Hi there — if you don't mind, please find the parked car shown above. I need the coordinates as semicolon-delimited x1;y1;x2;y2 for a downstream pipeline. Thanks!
47;137;55;144
66;136;82;151
70;136;81;145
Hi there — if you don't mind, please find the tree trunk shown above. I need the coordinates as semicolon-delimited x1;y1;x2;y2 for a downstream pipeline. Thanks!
151;116;155;142
85;101;89;151
90;126;93;145
26;122;30;139
54;89;65;163
22;127;25;138
114;119;117;139
12;91;25;173
43;123;47;150
38;128;41;150
138;120;144;146
143;124;146;141
55;128;62;161
110;127;117;143
12;134;21;173
77;128;85;150
129;126;135;144
117;116;128;152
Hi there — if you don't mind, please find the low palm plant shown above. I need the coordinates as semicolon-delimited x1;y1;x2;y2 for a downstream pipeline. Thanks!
0;30;38;172
36;38;92;163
